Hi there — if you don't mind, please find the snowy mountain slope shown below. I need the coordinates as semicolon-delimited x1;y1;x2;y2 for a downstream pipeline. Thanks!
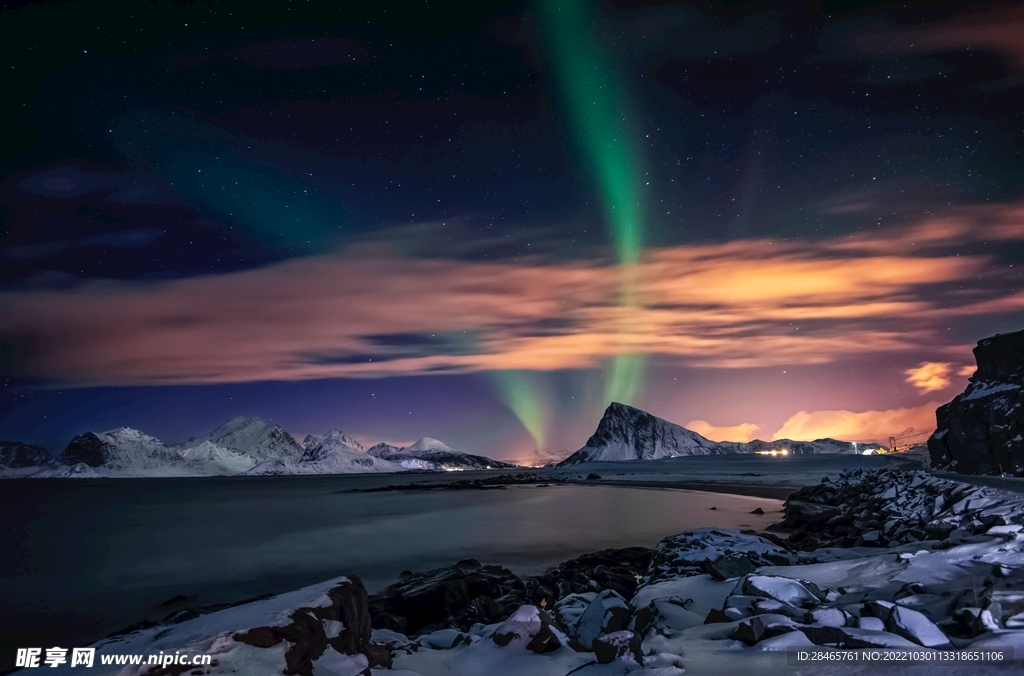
370;437;518;471
178;441;259;475
559;403;883;465
0;441;59;477
181;416;304;463
296;430;407;474
559;403;740;465
242;430;408;475
50;428;198;477
366;442;402;458
302;429;365;458
5;420;515;478
191;422;412;475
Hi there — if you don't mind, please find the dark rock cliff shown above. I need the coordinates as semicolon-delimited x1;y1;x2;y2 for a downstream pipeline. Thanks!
60;432;114;467
928;328;1024;475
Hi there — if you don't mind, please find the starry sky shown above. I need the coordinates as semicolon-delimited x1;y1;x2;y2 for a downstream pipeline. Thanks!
2;0;1024;461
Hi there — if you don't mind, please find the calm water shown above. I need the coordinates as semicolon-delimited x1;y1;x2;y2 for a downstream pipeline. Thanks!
0;473;781;659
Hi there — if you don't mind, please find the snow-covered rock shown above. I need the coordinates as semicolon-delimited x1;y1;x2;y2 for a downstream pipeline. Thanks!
886;605;953;648
490;605;569;653
739;575;824;609
645;528;794;583
574;589;631;650
550;593;596;637
592;629;643;664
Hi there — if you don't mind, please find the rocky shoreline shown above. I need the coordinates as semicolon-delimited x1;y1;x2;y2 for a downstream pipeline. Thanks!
52;465;1023;675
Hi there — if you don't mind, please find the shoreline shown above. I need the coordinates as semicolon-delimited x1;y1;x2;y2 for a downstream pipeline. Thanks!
15;465;1024;675
575;479;796;500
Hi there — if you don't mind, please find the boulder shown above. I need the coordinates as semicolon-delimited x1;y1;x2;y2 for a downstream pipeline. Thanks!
731;616;765;645
550;592;596;636
953;607;1001;637
491;605;569;654
631;597;705;636
801;625;919;649
751;598;807;622
706;554;756;580
592;630;643;664
857;617;885;632
730;614;798;645
805;606;851;628
741;575;824;609
886;605;952;648
703;608;730;624
575;589;631;650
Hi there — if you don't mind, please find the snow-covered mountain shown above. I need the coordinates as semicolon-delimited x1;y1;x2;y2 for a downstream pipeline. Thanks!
248;430;407;475
366;442;402;458
180;416;304;463
178;441;259;475
2;419;483;478
559;403;739;465
42;428;197;477
368;437;518;471
558;402;882;465
0;441;59;478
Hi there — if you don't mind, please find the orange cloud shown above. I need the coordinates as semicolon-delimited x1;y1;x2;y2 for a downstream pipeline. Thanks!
958;364;977;377
905;362;952;393
2;204;1024;386
685;420;762;443
772;403;941;444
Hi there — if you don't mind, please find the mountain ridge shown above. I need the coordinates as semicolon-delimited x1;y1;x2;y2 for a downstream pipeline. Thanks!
1;420;515;478
558;402;882;465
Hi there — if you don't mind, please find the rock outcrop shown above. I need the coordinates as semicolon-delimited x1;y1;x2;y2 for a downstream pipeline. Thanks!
929;328;1024;475
368;560;529;635
233;577;388;676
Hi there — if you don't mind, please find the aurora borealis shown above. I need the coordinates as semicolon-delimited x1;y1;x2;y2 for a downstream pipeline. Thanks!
535;0;648;417
3;1;1024;461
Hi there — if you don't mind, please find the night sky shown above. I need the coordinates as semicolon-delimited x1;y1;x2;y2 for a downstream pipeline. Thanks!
2;0;1024;461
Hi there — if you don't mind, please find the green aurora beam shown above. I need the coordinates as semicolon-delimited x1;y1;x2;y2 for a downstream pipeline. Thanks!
494;370;547;449
535;0;646;406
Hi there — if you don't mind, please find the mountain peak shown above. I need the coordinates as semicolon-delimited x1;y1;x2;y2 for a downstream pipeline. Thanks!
301;429;365;461
196;416;302;462
559;403;730;465
406;437;456;453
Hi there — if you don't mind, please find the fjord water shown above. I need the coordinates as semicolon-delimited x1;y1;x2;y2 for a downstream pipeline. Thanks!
0;472;781;657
